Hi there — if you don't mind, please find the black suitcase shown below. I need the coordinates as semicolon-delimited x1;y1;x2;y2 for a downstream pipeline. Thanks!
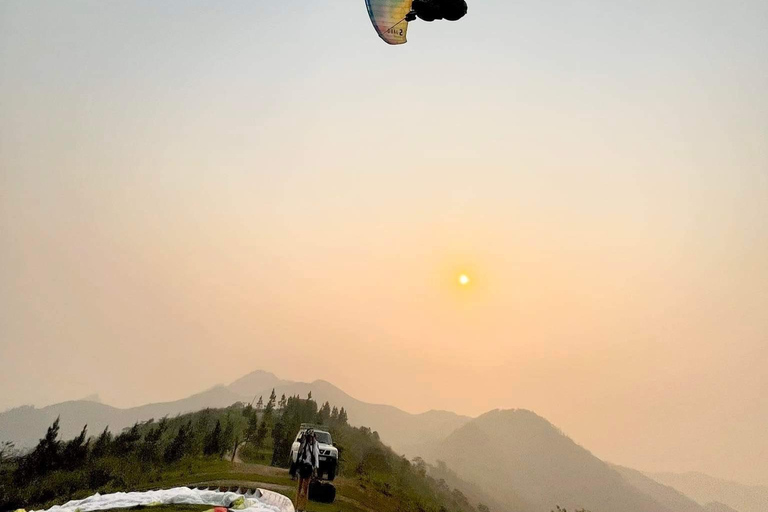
309;480;336;503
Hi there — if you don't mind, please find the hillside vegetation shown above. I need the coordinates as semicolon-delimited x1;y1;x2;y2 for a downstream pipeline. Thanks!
2;373;740;512
0;393;489;512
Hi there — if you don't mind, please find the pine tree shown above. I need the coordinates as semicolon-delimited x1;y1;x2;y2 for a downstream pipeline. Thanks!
139;418;168;464
245;411;260;444
90;427;113;459
279;394;287;409
331;406;339;421
113;423;141;456
317;401;331;425
18;417;62;479
164;421;193;463
270;417;285;467
262;406;275;440
338;407;348;425
264;389;276;432
37;417;62;472
307;391;313;401
269;396;319;468
220;420;235;457
0;441;16;462
254;417;268;451
194;409;214;452
203;420;223;456
255;396;264;411
61;425;89;470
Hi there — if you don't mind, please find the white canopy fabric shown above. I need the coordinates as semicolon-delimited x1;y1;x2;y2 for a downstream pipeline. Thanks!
27;487;294;512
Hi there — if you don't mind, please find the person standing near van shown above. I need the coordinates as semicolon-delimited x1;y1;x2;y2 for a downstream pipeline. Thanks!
294;428;319;512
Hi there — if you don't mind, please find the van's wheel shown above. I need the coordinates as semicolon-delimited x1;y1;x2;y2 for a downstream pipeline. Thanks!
327;462;336;481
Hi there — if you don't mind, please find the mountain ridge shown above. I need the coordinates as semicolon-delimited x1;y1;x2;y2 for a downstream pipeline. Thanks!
0;370;470;455
0;370;753;512
422;408;693;512
646;471;768;512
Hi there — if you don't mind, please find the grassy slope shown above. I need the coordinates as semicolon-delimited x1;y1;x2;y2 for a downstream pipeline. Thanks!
143;458;492;512
28;458;372;512
136;459;391;512
65;454;465;512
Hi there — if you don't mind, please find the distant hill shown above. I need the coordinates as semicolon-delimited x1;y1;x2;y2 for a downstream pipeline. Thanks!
0;385;243;451
0;370;468;456
428;458;530;512
422;409;683;512
3;370;754;512
261;379;470;455
647;472;767;512
612;465;707;512
704;502;741;512
227;370;293;399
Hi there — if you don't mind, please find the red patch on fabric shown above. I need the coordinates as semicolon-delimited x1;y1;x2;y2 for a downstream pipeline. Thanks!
214;507;228;512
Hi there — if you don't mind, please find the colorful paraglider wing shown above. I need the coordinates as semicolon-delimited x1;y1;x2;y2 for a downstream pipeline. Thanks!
365;0;413;45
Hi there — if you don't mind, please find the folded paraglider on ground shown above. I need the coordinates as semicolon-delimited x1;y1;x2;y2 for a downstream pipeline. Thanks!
365;0;468;45
19;487;295;512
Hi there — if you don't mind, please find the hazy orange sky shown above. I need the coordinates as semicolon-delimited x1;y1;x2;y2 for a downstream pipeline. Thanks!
1;0;767;485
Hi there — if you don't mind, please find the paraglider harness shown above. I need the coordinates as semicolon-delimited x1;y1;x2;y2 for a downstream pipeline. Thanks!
406;0;468;22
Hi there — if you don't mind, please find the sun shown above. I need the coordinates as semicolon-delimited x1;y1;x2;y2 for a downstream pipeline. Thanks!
458;274;470;286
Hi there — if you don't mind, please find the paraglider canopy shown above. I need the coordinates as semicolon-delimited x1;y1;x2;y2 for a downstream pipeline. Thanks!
365;0;413;45
365;0;468;45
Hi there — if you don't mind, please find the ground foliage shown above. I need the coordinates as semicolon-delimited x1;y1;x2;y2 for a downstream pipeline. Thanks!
1;395;484;512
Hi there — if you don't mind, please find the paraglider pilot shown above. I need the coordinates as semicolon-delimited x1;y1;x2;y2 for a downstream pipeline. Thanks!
406;0;468;22
294;429;320;512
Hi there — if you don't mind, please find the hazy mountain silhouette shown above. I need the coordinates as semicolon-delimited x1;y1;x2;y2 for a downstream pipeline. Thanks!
612;465;707;512
1;369;752;512
428;459;530;512
704;502;741;512
227;370;293;399
0;370;468;455
0;385;243;450
647;472;767;512
260;378;470;454
422;409;688;512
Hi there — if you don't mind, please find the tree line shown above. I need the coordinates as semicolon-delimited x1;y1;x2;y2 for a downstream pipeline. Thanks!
1;392;486;512
0;404;247;509
0;391;349;510
238;389;349;467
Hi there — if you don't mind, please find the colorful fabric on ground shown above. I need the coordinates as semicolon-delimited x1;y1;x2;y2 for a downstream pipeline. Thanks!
28;487;293;512
203;506;230;512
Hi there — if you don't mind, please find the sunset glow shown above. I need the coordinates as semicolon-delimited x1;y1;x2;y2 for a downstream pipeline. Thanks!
1;0;766;490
